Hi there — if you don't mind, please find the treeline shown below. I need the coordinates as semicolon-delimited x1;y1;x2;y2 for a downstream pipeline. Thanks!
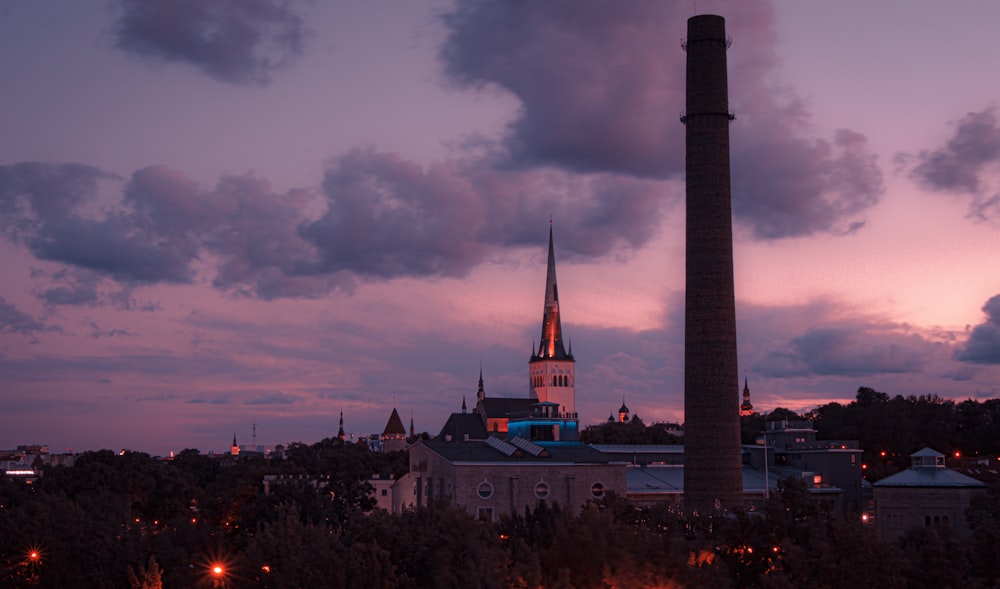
3;444;999;588
739;387;1000;481
580;416;683;445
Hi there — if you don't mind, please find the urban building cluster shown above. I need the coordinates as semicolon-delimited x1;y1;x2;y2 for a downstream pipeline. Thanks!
3;15;992;551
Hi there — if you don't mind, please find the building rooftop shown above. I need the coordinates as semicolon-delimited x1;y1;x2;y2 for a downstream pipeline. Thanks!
417;438;616;464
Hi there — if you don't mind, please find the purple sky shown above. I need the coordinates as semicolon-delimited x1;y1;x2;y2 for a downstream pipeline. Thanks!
2;1;1000;455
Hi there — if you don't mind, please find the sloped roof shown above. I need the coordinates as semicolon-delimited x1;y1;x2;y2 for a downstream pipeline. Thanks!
626;466;786;495
476;397;536;419
437;412;488;441
417;438;614;464
875;466;987;488
382;408;406;436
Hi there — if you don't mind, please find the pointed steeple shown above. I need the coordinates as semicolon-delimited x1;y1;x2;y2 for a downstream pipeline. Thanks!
740;376;754;416
534;222;571;360
338;411;346;441
462;395;467;413
409;412;415;439
477;364;486;402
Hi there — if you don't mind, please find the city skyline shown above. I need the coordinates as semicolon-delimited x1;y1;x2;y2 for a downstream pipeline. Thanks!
2;0;1000;455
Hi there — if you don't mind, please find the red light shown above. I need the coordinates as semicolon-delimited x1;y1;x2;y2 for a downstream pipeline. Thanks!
212;565;224;576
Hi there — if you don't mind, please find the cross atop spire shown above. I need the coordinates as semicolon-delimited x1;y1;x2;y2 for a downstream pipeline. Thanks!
534;223;571;360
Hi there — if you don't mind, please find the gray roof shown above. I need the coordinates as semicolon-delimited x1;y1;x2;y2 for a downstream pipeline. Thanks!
874;466;987;488
476;397;537;419
626;465;786;495
437;412;488;441
418;438;615;464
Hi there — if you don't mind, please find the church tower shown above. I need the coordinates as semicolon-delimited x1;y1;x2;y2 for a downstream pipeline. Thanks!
529;223;576;414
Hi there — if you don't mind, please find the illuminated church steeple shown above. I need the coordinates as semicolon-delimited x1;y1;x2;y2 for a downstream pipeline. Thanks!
529;222;576;413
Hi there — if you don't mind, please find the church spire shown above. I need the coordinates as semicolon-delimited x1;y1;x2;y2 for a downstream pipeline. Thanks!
338;411;346;441
529;222;576;412
477;364;486;402
535;222;570;360
740;376;754;416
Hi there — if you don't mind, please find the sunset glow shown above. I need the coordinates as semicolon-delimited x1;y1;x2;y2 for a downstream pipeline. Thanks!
1;1;999;454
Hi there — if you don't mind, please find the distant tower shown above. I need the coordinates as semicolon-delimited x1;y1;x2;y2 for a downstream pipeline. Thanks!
619;398;630;423
529;222;576;414
338;411;346;441
476;365;486;402
381;407;407;453
740;377;754;416
681;14;743;511
252;420;257;449
230;432;239;456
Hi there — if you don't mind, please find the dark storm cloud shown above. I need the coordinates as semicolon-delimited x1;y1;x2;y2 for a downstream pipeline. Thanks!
33;268;161;311
439;0;883;239
0;297;48;335
910;109;1000;193
0;162;196;284
123;166;326;298
955;294;1000;364
5;154;659;300
112;0;308;86
244;391;300;405
301;149;667;279
87;321;133;339
907;108;1000;220
186;394;232;405
780;327;931;377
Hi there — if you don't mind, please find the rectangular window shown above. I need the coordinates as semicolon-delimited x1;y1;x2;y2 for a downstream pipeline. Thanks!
477;507;494;522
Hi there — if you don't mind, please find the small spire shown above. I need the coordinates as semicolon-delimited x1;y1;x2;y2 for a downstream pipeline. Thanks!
462;395;467;413
409;412;415;438
477;363;486;401
338;410;346;441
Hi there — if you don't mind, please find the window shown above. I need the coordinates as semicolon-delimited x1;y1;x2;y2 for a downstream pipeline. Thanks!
477;507;494;522
381;489;387;496
591;482;605;498
477;482;494;499
534;482;550;499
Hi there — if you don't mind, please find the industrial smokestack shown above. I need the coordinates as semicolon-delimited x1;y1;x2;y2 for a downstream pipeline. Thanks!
681;14;743;512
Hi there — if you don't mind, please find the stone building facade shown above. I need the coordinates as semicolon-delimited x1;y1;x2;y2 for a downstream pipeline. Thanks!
874;447;987;542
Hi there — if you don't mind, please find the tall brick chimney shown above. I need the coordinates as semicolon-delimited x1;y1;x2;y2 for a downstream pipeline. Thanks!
681;14;743;512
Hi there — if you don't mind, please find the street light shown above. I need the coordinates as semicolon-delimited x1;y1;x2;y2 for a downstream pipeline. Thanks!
208;563;228;588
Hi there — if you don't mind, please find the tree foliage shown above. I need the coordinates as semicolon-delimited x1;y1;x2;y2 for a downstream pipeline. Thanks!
2;400;1000;587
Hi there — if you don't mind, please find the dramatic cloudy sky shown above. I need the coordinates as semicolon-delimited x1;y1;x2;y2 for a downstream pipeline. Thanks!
2;1;999;455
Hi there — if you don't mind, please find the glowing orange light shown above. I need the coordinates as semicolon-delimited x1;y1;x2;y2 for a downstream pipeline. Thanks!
29;551;39;560
261;564;271;573
879;451;886;457
212;565;224;576
954;451;961;458
862;463;868;469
